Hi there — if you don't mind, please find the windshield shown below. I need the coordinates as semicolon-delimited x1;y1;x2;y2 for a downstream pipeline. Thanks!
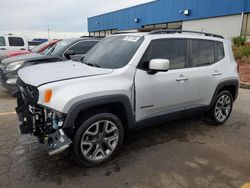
31;41;49;53
82;35;144;69
43;39;71;56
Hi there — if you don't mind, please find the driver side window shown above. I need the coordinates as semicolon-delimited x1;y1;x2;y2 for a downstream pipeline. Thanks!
139;38;188;70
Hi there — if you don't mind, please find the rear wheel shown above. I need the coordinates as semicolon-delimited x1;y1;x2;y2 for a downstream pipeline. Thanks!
209;90;233;125
73;112;124;167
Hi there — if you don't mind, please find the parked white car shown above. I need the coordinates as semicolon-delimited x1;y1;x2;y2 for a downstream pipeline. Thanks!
16;30;239;167
0;34;28;61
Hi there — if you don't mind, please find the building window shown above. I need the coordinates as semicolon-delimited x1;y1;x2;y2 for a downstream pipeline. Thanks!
105;30;111;36
100;31;105;37
144;25;155;29
155;23;167;29
111;29;118;34
94;32;100;37
167;22;182;29
242;14;250;36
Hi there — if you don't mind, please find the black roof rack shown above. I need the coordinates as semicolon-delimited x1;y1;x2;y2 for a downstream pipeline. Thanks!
148;29;224;39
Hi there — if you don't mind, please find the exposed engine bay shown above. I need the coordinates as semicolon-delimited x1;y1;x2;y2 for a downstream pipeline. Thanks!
15;80;72;155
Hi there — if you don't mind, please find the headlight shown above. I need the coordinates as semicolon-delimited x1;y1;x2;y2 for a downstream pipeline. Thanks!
6;78;18;85
6;61;24;71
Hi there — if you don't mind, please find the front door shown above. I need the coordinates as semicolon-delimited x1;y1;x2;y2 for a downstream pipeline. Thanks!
135;38;189;122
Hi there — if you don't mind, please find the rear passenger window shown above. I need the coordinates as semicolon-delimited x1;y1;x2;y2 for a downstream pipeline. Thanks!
191;40;215;67
215;42;225;61
0;37;5;46
140;39;187;70
8;37;25;46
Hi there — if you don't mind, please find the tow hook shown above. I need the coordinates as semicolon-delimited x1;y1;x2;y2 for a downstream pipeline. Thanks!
47;129;72;156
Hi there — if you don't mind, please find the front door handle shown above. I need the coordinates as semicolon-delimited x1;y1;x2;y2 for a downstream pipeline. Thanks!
176;74;189;81
0;48;6;50
212;71;222;76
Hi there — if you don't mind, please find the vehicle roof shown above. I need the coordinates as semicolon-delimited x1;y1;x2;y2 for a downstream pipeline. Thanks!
0;33;25;38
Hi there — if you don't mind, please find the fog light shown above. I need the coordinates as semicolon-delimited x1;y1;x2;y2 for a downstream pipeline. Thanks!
6;78;17;85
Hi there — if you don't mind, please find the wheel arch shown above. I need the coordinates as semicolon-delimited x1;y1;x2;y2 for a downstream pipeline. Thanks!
63;94;135;138
210;79;239;107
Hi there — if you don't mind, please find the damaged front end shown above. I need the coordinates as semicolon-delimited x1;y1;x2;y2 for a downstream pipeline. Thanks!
15;80;72;155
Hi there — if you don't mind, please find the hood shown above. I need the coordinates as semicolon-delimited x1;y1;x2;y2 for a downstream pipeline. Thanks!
1;53;43;65
18;60;113;87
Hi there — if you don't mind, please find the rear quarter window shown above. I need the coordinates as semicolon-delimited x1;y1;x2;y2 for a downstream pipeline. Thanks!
8;37;25;46
215;41;225;61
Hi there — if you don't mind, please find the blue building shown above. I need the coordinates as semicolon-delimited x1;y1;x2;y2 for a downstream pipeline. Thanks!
88;0;250;39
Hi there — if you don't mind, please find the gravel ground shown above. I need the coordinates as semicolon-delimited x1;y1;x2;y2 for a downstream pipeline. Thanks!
0;85;250;188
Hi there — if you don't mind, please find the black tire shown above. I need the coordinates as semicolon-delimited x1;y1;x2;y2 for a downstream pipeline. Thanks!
73;112;124;167
209;90;233;125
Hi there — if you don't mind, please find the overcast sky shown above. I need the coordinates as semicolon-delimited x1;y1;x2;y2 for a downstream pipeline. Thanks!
0;0;153;33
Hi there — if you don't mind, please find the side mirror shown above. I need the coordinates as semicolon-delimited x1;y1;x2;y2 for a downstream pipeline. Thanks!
80;54;86;61
148;59;170;74
64;50;75;60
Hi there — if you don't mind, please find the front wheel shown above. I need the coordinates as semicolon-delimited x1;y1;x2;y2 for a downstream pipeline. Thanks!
73;112;124;167
209;90;233;125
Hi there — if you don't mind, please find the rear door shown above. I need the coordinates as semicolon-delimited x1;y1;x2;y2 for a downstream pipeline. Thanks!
0;36;7;60
182;39;225;109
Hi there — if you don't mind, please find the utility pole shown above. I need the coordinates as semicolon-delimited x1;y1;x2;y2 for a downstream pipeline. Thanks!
47;25;50;40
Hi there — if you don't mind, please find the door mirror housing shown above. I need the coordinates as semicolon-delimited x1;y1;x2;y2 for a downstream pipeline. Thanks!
64;50;75;60
148;59;170;74
80;54;86;62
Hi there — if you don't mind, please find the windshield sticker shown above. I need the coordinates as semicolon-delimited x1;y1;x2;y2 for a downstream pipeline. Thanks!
123;36;140;42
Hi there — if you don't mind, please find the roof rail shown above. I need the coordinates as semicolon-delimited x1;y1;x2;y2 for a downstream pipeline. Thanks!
148;29;224;39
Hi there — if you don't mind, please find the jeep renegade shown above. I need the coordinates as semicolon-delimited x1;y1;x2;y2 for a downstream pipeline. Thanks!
15;30;239;167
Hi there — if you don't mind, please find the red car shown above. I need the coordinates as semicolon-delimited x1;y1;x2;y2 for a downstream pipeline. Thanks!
6;40;60;58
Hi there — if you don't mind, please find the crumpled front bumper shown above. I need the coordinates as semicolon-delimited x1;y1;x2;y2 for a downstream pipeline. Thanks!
15;83;72;155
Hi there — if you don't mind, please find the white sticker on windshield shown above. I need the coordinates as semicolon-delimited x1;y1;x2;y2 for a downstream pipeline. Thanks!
123;36;140;42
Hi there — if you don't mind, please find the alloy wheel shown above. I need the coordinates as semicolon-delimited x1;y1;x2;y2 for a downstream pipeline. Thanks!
80;120;119;161
215;95;232;123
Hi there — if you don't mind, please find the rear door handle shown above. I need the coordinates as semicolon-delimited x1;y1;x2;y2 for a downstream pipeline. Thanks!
212;71;222;76
0;48;6;50
176;75;189;81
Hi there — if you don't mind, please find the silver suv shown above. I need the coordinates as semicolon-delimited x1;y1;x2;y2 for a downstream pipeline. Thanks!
15;30;239;167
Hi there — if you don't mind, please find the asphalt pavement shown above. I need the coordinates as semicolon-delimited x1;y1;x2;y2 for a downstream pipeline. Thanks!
0;85;250;188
